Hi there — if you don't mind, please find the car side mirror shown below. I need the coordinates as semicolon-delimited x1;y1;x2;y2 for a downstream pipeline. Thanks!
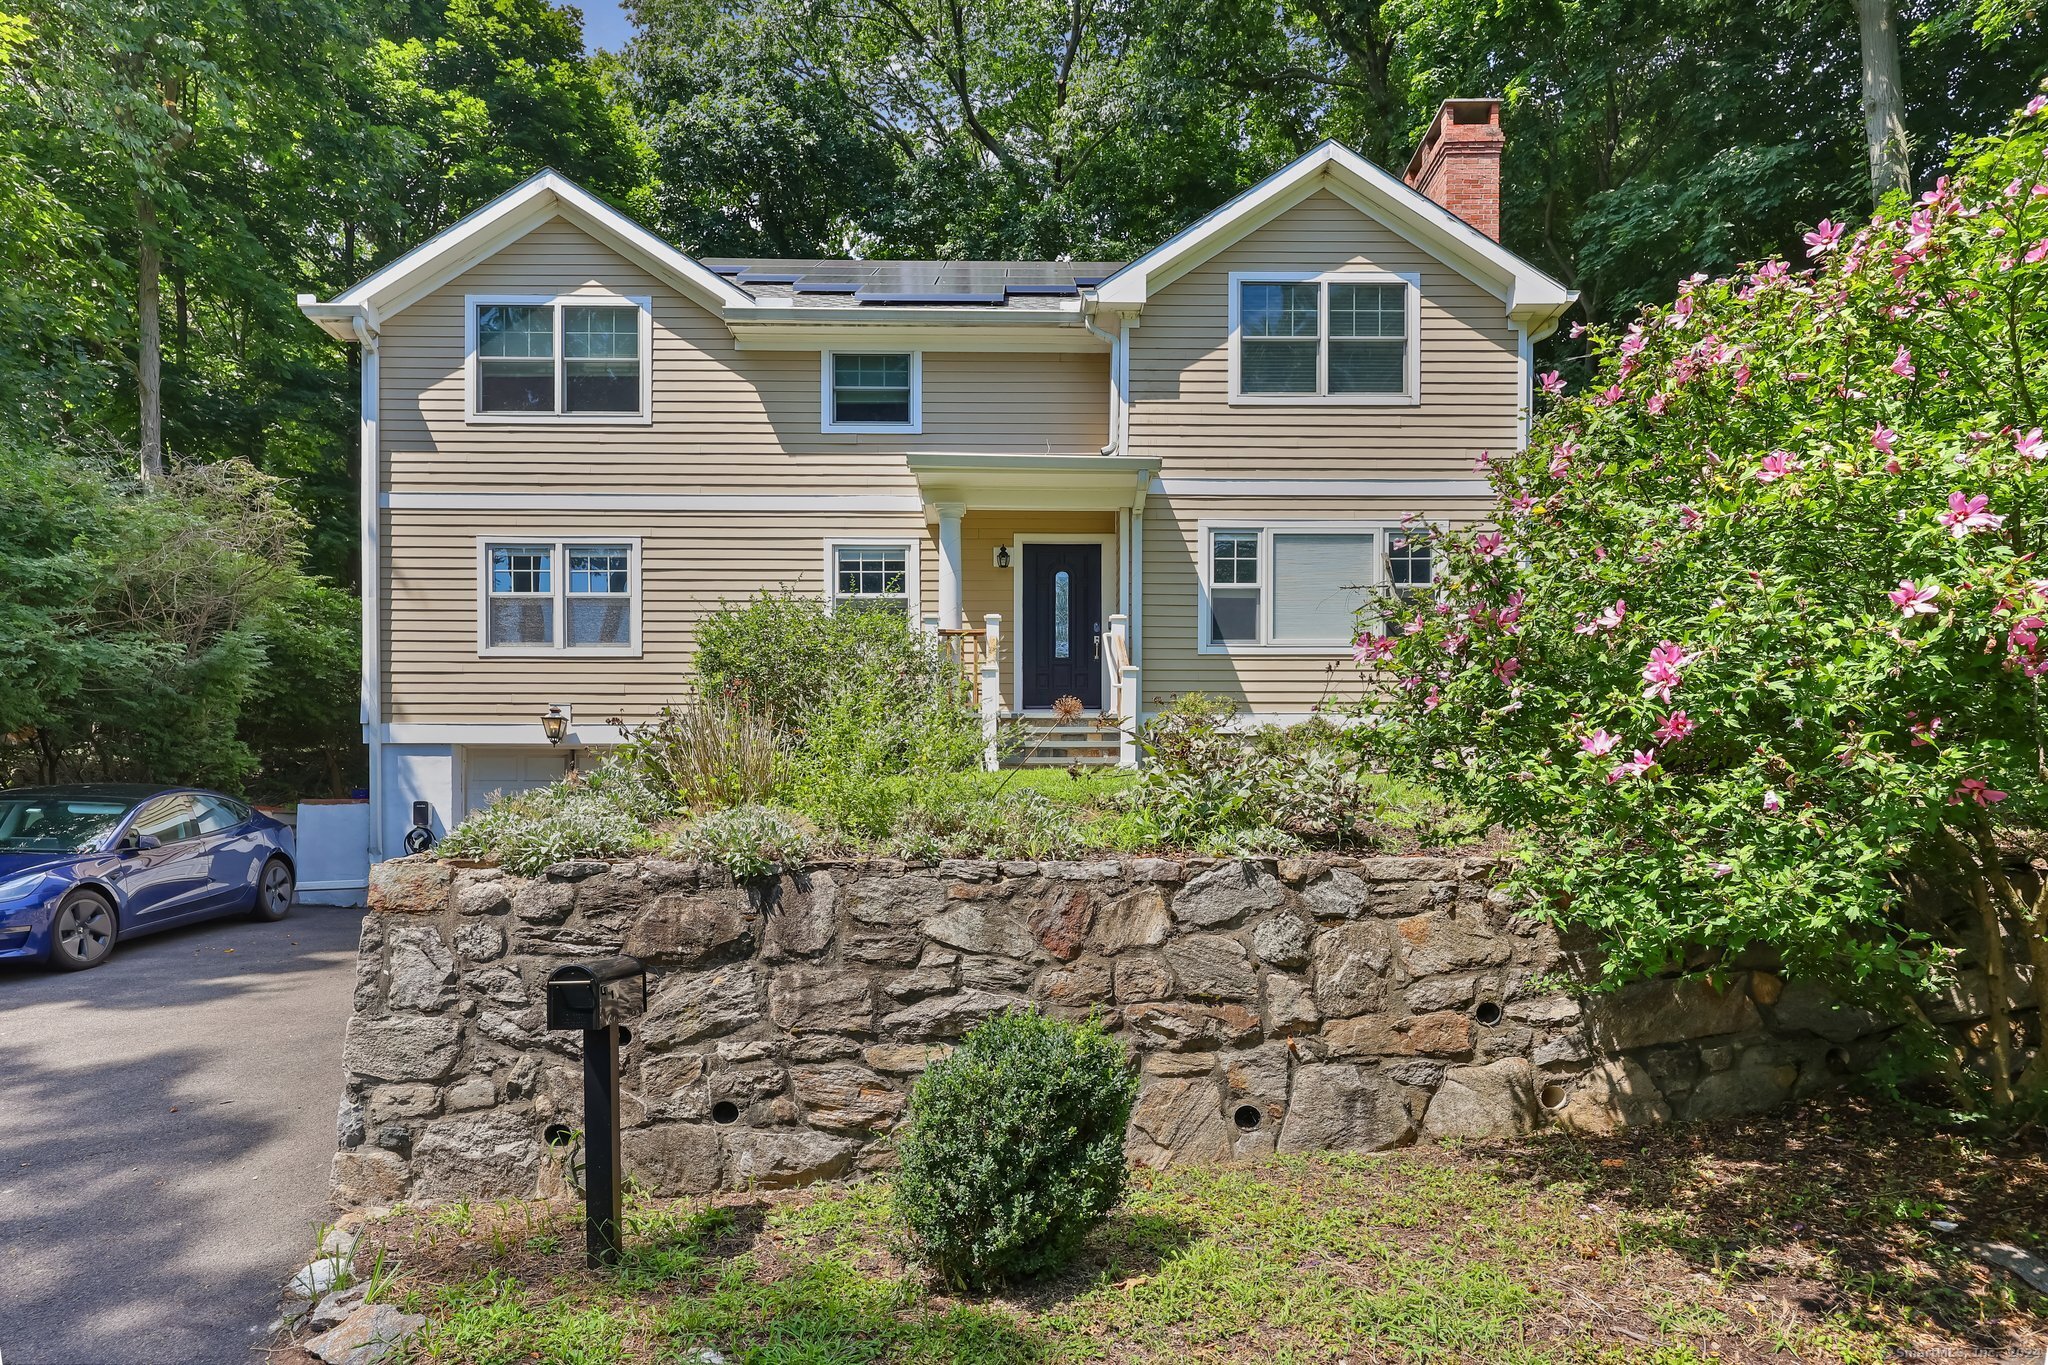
123;832;161;852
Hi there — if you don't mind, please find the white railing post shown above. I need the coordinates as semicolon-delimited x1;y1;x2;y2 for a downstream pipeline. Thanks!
980;612;1003;771
1106;614;1140;768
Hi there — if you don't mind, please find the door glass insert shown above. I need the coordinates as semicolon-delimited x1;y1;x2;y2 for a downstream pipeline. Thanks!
1054;570;1071;658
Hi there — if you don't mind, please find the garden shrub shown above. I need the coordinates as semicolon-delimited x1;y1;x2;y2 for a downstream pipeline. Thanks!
620;697;780;809
893;1009;1137;1289
1360;100;2048;1121
1125;694;1379;852
775;659;985;839
694;592;957;724
675;804;815;880
437;760;671;875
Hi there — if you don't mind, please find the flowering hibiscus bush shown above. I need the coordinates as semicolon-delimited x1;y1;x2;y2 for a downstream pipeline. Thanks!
1358;97;2048;1120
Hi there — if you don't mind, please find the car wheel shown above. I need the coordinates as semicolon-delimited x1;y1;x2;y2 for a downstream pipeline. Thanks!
49;891;118;971
251;856;294;921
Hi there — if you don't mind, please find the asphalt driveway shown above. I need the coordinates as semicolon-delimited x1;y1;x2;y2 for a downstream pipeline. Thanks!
0;903;364;1365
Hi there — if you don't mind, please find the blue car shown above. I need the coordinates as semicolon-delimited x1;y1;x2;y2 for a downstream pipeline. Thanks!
0;785;297;971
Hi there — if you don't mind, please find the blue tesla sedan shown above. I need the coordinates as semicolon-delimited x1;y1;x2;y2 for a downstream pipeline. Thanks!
0;785;297;971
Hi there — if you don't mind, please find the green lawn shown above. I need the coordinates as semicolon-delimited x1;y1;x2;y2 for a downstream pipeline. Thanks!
303;1100;2046;1365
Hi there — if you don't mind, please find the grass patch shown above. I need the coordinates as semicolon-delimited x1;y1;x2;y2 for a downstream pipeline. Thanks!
290;1100;2044;1365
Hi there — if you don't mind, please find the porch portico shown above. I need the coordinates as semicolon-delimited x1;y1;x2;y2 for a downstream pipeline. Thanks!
906;453;1158;765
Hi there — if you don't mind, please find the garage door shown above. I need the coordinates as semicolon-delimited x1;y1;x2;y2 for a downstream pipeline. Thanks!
463;748;576;818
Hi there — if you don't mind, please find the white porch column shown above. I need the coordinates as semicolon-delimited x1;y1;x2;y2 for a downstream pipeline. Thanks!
936;502;965;630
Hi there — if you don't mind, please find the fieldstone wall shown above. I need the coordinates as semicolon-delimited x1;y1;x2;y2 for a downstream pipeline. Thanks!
331;853;1898;1206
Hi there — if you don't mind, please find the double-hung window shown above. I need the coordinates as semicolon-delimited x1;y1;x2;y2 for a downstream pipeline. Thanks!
469;295;650;420
1231;272;1418;403
822;352;920;432
480;539;640;653
1200;522;1435;651
825;540;916;617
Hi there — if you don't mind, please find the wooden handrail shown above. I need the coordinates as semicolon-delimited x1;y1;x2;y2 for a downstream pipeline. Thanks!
937;627;988;706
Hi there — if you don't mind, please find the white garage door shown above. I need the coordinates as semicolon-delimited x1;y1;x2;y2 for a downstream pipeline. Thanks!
463;748;576;818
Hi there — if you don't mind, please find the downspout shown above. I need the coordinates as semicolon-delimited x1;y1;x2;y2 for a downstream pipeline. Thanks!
1082;307;1124;453
352;310;384;862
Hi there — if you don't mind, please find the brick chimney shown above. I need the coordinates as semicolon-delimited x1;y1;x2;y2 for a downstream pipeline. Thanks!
1403;98;1504;241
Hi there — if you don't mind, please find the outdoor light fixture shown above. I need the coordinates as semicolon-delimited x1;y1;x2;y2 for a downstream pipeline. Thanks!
994;546;1011;569
541;703;570;744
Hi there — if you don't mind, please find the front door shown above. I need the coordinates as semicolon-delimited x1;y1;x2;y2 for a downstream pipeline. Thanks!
1020;543;1103;710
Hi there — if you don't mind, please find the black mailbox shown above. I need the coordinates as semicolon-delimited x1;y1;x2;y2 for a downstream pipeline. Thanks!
544;955;647;1268
545;956;646;1032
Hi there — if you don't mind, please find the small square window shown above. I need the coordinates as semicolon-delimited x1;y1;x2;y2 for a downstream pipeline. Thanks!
828;353;915;428
563;306;641;414
832;543;910;614
476;305;555;413
1388;530;1434;593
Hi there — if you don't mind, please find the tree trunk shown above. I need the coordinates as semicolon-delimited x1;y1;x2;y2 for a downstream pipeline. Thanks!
1854;0;1910;203
135;187;164;482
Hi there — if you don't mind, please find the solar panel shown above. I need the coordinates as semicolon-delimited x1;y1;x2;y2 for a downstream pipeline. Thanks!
858;291;1007;306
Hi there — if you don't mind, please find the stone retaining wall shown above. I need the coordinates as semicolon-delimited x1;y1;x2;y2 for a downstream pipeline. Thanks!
331;853;1896;1205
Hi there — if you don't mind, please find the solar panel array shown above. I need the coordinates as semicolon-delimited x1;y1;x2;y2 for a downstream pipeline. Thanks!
703;258;1123;305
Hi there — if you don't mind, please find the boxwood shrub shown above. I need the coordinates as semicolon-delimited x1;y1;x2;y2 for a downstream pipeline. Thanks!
893;1009;1137;1289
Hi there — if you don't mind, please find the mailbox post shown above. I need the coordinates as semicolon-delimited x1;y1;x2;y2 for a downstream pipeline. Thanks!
544;956;647;1268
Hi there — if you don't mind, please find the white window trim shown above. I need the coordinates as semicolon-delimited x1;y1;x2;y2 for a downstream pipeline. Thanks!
822;536;922;615
475;536;644;657
820;350;923;434
1226;270;1422;407
1195;518;1436;655
464;293;654;425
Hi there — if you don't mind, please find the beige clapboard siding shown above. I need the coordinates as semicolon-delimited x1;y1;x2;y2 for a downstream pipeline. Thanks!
383;509;938;723
379;219;1110;493
1128;190;1522;478
1138;495;1491;712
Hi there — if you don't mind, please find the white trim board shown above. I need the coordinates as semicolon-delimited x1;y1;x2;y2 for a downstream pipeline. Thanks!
383;491;927;513
1149;478;1493;499
377;723;631;746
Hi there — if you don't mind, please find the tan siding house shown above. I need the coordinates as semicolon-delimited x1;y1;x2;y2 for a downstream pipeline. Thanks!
301;98;1572;860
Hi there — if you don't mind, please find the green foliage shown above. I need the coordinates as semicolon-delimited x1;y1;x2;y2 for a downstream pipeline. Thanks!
693;592;952;724
1125;695;1418;854
0;443;341;790
1360;104;2048;1119
438;759;672;874
673;803;815;880
619;698;780;809
894;1009;1137;1290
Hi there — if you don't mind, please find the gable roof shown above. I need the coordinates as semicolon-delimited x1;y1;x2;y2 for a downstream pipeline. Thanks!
299;170;754;339
1088;140;1575;338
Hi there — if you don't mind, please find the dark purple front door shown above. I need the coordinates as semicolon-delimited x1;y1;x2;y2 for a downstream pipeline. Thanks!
1020;543;1102;710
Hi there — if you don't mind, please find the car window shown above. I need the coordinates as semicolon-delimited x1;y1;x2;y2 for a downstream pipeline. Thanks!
130;794;207;845
0;796;135;852
195;797;245;833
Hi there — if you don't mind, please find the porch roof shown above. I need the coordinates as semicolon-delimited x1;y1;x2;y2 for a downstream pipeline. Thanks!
905;452;1159;515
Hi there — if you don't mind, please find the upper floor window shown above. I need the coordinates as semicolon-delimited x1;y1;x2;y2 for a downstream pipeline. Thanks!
467;295;651;422
1200;521;1434;652
822;351;921;433
825;539;916;617
1229;273;1419;405
479;537;640;655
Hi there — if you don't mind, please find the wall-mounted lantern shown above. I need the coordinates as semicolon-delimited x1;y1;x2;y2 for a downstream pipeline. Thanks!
541;703;570;745
994;546;1012;569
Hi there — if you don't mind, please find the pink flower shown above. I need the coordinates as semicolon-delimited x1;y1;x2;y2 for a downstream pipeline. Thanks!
1353;633;1396;664
1754;450;1801;483
1953;778;2008;807
1569;321;1587;338
1679;505;1703;530
1884;458;1903;475
2028;95;2048;116
1761;790;1783;813
1872;425;1899;455
1492;656;1521;683
1580;729;1619;758
1474;531;1507;560
2016;427;2046;461
1605;749;1658;783
1890;347;1916;378
1909;716;1941;747
1939;492;2005;538
1595;598;1626;631
1593;384;1623;407
1620;324;1646;358
1646;391;1670;416
1803;219;1844;256
1423;686;1442;712
1888;580;1940;617
1538;369;1565;396
1654;711;1695;744
1640;640;1693;703
2027;240;2048;266
1548;442;1576;479
1510;494;1537;516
